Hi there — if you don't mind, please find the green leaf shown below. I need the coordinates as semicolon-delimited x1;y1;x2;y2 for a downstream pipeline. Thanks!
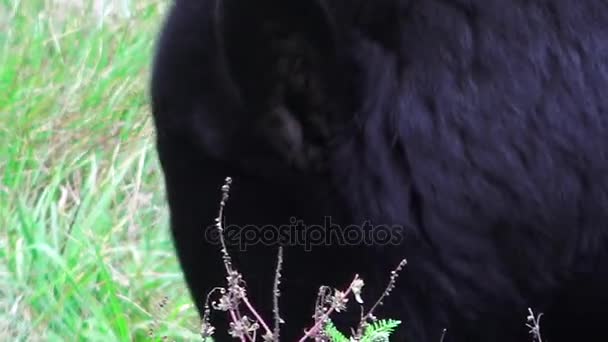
324;320;350;342
361;319;402;342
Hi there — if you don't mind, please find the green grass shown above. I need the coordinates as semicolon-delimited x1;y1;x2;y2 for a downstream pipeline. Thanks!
0;0;202;340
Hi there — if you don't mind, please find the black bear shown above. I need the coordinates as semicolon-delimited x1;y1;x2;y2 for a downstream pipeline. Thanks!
150;0;608;341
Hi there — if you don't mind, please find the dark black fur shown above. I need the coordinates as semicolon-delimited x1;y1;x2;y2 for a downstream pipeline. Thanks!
150;0;608;341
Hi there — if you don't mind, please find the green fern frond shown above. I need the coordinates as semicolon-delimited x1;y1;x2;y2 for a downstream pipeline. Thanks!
324;320;350;342
361;319;402;342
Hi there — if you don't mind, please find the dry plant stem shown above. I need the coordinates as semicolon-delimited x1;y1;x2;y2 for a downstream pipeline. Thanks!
231;311;247;342
215;177;274;340
364;259;407;319
298;275;361;342
355;259;407;338
526;308;543;342
216;178;234;275
215;179;245;342
215;181;247;341
273;246;284;340
200;287;224;339
242;297;273;335
211;192;243;340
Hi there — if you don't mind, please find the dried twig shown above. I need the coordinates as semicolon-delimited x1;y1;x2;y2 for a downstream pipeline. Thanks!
526;307;543;342
298;275;361;342
213;177;274;341
272;246;284;341
354;259;407;339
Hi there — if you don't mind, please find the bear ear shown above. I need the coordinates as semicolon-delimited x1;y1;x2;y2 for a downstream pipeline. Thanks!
213;0;347;172
214;0;339;107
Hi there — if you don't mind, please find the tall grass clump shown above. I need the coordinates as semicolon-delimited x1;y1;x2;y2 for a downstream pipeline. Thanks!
0;0;201;340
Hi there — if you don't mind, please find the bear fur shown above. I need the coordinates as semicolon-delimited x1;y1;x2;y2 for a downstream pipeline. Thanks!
150;0;608;340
